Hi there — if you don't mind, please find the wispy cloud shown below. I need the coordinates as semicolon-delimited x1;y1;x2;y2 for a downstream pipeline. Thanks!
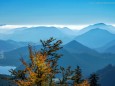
112;24;115;27
0;24;89;30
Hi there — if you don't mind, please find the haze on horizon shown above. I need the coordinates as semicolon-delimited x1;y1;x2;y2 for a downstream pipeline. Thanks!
0;23;115;30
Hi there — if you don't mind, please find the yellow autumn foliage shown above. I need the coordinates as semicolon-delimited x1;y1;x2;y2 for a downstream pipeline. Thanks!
15;47;52;86
74;80;90;86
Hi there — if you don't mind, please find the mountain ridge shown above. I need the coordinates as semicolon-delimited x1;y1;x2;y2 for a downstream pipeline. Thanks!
75;28;115;48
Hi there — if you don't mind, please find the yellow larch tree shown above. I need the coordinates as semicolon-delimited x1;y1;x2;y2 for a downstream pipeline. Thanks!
10;38;62;86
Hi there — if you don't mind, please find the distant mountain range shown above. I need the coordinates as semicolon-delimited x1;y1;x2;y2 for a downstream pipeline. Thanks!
1;39;115;77
75;28;115;48
1;23;115;85
0;39;28;52
0;23;115;48
0;26;75;44
78;23;115;35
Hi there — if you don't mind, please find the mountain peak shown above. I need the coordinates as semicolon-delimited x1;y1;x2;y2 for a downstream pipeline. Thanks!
75;27;115;48
87;28;110;33
64;40;97;54
66;40;81;45
93;23;106;26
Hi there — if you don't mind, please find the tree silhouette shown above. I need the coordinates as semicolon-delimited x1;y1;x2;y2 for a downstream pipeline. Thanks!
59;66;74;85
72;66;83;85
89;73;99;86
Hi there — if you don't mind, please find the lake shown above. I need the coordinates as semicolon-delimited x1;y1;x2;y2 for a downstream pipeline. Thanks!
0;66;16;75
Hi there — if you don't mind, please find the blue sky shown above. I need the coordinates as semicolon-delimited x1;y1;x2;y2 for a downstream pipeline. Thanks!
0;0;115;25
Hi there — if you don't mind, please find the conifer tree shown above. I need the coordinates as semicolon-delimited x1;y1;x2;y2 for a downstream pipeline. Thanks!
59;66;74;85
89;73;99;86
72;66;83;85
10;37;62;86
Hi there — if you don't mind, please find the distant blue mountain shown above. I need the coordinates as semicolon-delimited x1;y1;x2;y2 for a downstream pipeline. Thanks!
75;28;115;48
102;40;115;54
0;45;78;70
78;23;115;35
1;40;115;76
64;40;98;54
0;27;74;44
97;64;115;86
104;45;115;54
59;27;77;36
0;39;28;52
0;45;42;66
95;40;115;53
